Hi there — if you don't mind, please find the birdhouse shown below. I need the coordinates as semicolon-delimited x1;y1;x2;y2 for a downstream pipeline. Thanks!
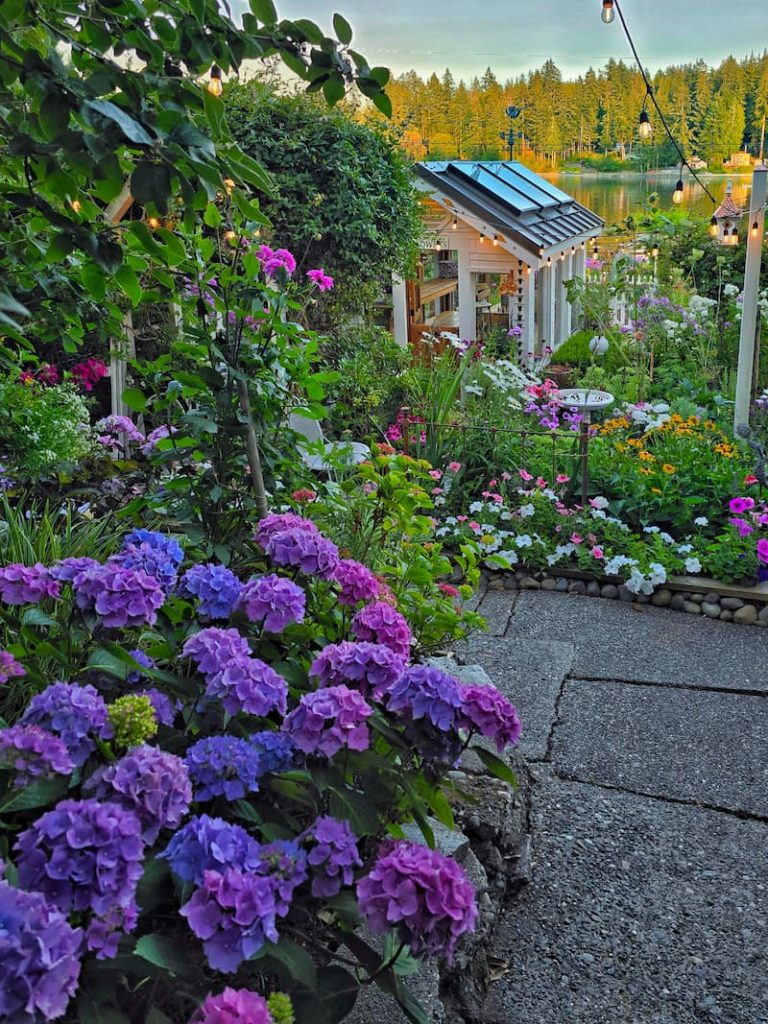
711;181;743;246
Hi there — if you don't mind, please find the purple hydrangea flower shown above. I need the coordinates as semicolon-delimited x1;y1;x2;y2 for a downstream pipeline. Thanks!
332;560;381;606
0;648;26;684
73;564;165;629
385;666;464;762
0;724;74;787
182;628;251;677
262;529;340;579
0;876;82;1024
136;688;176;726
304;816;362;897
249;731;296;774
356;840;478;962
159;815;261;886
21;682;111;766
459;685;522;752
283;686;373;757
15;798;145;960
184;736;265;802
0;563;60;605
140;425;173;456
181;564;243;619
237;574;306;632
254;512;318;547
309;641;404;700
254;840;308;916
351;602;413;660
190;988;273;1024
204;656;288;718
113;529;184;595
85;744;192;843
95;415;145;447
181;868;278;973
127;649;155;684
49;556;100;582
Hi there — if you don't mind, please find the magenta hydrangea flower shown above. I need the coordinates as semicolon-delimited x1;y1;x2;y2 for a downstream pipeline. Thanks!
262;528;340;579
256;244;297;278
254;513;319;547
356;840;478;962
238;574;306;632
190;988;274;1024
307;268;334;292
304;816;362;897
0;563;60;605
386;666;464;762
181;564;243;619
181;868;278;973
309;641;404;700
332;559;381;606
0;876;83;1024
21;681;111;766
85;744;192;843
283;686;373;757
204;656;288;718
0;724;74;787
184;735;265;802
15;798;145;960
729;496;755;514
73;564;165;628
351;601;413;660
459;686;522;752
0;648;26;684
182;627;251;676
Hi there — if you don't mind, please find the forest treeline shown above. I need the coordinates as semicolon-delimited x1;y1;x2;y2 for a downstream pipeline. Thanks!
362;53;768;170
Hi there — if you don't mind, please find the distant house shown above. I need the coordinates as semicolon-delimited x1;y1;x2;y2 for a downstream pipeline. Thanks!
392;161;603;361
724;151;753;168
688;156;708;171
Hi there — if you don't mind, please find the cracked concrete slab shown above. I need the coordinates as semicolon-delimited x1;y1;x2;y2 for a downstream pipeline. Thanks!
552;679;768;817
508;591;768;691
475;587;516;635
482;772;768;1024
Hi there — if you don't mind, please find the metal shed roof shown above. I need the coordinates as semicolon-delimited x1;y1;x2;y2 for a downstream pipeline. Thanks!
414;160;603;257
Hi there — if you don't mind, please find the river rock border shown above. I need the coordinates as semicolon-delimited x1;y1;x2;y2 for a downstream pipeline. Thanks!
481;568;768;627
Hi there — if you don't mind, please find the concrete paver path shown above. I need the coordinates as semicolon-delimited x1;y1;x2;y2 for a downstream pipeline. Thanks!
461;588;768;1024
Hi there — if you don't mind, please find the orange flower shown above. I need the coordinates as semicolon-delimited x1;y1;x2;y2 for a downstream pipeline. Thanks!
639;467;654;476
662;463;676;474
638;451;655;462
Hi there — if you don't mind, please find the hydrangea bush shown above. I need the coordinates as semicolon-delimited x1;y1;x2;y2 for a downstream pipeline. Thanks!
0;519;521;1023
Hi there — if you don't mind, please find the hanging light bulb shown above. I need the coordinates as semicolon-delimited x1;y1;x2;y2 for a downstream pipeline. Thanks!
731;227;739;244
638;109;652;139
146;216;160;230
672;177;685;204
592;244;599;258
479;232;485;244
709;216;718;237
434;239;442;251
493;234;499;246
752;220;760;238
651;241;659;258
452;216;458;230
601;0;615;23
208;64;223;97
722;227;730;239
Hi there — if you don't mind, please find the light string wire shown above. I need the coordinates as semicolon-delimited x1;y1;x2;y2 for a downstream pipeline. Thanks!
612;0;718;206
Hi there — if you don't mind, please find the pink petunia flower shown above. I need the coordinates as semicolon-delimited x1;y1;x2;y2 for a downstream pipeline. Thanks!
501;471;511;481
536;477;547;488
448;462;462;473
757;538;768;564
556;474;570;484
431;487;444;495
745;475;759;486
729;497;755;514
469;522;481;532
518;469;533;482
429;470;443;480
457;515;468;523
571;533;583;545
591;546;604;559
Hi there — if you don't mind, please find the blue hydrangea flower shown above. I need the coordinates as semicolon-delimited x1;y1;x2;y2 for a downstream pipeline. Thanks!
184;735;265;802
20;682;112;766
249;730;296;774
113;529;184;595
181;564;242;619
159;814;262;886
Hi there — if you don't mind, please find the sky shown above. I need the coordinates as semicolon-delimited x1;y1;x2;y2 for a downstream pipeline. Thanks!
256;0;768;81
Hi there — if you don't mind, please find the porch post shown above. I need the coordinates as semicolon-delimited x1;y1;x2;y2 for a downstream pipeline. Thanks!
561;252;574;341
521;265;536;361
456;233;475;343
553;256;566;346
391;275;409;348
538;262;555;352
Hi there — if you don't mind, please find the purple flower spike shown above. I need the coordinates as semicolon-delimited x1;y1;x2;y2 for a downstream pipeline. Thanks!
181;868;278;973
459;685;522;752
181;564;243;619
357;840;478;962
309;641;404;700
0;563;60;605
85;744;192;844
190;988;273;1024
332;559;381;606
351;601;413;660
0;877;83;1023
238;574;306;632
304;816;362;897
283;685;373;758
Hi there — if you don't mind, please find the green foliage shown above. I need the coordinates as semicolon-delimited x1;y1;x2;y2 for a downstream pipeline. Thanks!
553;329;627;371
0;378;94;474
225;84;422;321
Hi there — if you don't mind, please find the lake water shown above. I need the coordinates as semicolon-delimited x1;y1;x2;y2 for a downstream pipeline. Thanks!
543;170;755;232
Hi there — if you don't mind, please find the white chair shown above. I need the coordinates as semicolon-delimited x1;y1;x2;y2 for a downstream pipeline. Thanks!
288;412;370;472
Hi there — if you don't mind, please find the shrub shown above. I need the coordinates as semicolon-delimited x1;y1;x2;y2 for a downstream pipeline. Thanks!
0;378;94;475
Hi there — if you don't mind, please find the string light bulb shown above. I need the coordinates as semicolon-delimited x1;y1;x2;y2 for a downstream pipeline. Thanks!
672;177;685;204
723;227;730;239
601;0;615;24
479;232;485;244
709;216;718;237
146;216;160;230
638;109;652;139
651;241;659;258
752;220;760;238
592;244;599;258
452;216;458;230
731;227;739;244
493;235;499;246
208;65;223;97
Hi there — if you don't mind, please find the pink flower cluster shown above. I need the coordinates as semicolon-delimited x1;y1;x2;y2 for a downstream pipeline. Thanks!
256;245;296;278
307;268;334;291
71;358;109;391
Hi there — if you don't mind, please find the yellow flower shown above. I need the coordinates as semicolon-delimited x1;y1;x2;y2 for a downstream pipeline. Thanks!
627;438;643;449
615;442;628;453
651;487;662;494
639;467;654;476
662;463;676;474
638;451;655;462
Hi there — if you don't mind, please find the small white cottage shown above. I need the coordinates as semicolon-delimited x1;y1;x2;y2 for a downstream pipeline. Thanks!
392;160;603;360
